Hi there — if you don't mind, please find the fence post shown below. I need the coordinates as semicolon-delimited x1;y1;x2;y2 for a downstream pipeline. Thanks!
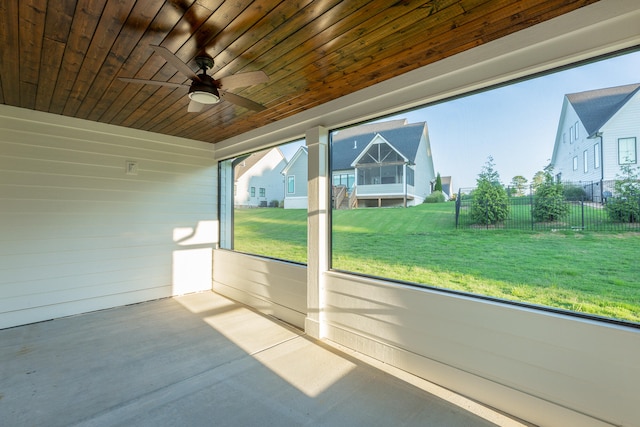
530;191;534;230
455;189;461;228
581;197;585;229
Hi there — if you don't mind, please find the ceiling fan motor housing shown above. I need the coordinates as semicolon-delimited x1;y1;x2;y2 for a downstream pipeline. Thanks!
188;73;220;104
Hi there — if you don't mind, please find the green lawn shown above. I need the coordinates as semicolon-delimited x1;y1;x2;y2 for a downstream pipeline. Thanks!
234;204;640;323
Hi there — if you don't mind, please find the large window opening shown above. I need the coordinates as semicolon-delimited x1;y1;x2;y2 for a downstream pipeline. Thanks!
330;49;640;325
219;140;307;264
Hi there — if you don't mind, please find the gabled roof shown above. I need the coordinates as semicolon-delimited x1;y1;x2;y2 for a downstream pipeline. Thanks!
331;120;427;170
567;83;640;136
281;146;308;175
234;148;285;180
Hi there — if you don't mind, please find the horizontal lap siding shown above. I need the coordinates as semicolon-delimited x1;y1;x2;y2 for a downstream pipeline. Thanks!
324;273;639;426
0;105;217;329
213;250;307;328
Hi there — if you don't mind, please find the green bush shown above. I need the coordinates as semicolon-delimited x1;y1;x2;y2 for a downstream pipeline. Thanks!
563;185;587;201
606;164;640;223
471;181;509;224
424;190;446;203
470;157;509;224
532;172;569;222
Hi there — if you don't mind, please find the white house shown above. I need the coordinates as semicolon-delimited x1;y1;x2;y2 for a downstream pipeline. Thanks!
550;83;640;200
233;148;287;207
283;119;436;209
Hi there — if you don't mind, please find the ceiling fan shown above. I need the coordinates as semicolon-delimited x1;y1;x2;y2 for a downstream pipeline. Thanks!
119;45;269;113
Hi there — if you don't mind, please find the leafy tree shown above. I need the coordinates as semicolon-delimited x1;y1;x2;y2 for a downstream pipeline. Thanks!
606;163;640;223
471;156;509;224
531;170;546;193
434;173;443;192
532;169;569;222
510;175;528;196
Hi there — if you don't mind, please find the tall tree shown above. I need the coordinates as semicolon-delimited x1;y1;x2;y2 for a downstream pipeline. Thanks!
434;172;443;192
510;175;528;196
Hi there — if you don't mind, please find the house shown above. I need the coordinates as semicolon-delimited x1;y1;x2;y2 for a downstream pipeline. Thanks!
233;148;287;208
280;146;308;209
1;3;638;427
550;83;640;201
282;120;436;209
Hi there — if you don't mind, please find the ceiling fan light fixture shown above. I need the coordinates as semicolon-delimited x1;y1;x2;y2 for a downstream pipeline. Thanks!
188;90;220;104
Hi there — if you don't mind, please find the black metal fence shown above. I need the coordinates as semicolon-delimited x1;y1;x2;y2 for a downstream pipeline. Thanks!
455;180;640;231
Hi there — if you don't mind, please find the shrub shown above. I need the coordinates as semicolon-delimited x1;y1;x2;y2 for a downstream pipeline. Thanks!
424;190;446;203
532;171;569;222
606;163;640;223
470;157;509;224
471;181;509;224
563;185;587;201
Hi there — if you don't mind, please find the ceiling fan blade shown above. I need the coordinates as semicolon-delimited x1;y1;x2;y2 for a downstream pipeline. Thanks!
221;91;266;112
187;99;204;113
218;71;269;90
118;77;188;89
149;45;200;81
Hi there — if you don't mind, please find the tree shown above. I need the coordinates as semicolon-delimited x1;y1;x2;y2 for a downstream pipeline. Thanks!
434;172;443;192
532;168;569;222
510;175;528;196
606;163;640;223
471;156;509;224
531;170;546;193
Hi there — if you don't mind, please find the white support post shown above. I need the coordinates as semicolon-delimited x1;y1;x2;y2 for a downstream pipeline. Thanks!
305;126;329;339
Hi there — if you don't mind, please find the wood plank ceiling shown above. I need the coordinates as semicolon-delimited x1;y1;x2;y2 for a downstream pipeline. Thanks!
0;0;598;145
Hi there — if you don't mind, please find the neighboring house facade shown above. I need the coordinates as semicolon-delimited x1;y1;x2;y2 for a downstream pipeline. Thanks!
550;83;640;201
282;119;437;209
332;119;436;208
234;147;287;207
281;146;308;209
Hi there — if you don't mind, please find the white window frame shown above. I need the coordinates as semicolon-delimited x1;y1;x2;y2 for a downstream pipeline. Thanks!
287;175;295;194
583;150;588;173
573;156;578;170
618;137;637;164
594;143;600;169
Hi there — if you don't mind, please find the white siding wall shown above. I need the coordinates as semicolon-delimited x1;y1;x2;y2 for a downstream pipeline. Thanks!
212;249;307;328
601;92;640;180
234;149;286;207
0;105;216;329
553;103;601;183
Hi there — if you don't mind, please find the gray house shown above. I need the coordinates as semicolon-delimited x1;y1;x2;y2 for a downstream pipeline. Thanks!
332;119;436;208
550;83;640;201
281;146;308;209
282;120;436;209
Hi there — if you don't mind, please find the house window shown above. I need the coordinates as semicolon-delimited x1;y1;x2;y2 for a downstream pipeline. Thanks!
618;137;637;164
583;150;588;173
329;48;640;327
218;140;307;264
287;176;295;193
333;173;355;190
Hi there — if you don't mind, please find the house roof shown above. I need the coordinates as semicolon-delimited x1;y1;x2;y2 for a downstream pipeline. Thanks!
281;146;308;175
567;83;640;136
331;121;427;170
234;148;285;180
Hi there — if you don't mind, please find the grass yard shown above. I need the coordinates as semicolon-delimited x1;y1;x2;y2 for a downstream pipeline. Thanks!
234;203;640;323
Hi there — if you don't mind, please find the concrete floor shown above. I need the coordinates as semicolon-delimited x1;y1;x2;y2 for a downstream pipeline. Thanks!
0;292;531;426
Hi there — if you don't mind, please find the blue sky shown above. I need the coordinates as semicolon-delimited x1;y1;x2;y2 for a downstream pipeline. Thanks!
382;49;640;190
279;49;640;191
